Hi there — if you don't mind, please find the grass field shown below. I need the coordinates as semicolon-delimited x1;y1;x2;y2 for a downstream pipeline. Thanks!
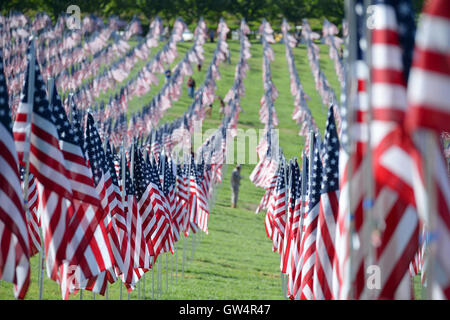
0;37;423;300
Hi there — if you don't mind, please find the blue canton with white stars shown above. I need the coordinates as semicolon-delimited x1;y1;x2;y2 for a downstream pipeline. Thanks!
307;135;323;212
320;106;340;194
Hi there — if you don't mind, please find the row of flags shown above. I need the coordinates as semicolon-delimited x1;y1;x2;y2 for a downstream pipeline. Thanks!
252;0;449;300
2;12;130;117
0;12;254;299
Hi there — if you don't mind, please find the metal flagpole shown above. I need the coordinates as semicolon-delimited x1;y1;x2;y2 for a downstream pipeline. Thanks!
150;150;155;300
362;0;378;300
158;253;162;298
38;239;45;300
190;231;195;265
143;273;146;300
182;230;186;278
344;0;357;300
158;151;166;297
22;37;37;298
175;238;178;284
284;159;292;299
166;253;169;293
297;149;308;267
281;159;288;299
120;141;126;301
171;243;174;290
129;141;139;301
175;155;179;285
152;258;155;299
423;132;438;299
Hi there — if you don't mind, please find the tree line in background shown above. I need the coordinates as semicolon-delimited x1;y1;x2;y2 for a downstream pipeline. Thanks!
1;0;425;33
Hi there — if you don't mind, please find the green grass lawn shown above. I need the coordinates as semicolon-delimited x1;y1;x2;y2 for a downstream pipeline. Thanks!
0;37;423;300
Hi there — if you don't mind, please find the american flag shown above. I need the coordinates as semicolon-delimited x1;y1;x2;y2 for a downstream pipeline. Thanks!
0;47;30;299
270;161;287;255
163;157;180;241
48;83;116;299
105;142;125;223
405;0;450;299
13;41;78;289
19;166;41;257
187;155;200;235
280;160;300;276
134;148;173;259
298;135;322;300
195;156;210;234
261;164;279;240
334;0;371;300
367;0;420;299
287;154;308;299
178;162;191;236
313;105;340;300
118;151;148;290
83;114;124;295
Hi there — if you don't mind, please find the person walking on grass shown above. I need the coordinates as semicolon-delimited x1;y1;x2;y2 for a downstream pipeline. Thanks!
218;95;225;118
165;67;171;83
230;164;242;208
187;76;196;98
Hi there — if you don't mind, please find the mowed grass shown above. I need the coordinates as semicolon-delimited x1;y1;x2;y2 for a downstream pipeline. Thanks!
0;36;422;300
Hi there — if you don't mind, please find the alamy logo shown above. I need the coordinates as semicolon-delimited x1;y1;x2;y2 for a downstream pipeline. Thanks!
66;5;81;30
366;265;381;290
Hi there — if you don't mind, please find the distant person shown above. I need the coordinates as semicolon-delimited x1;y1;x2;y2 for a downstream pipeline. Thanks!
218;96;225;118
230;164;242;208
165;68;171;83
187;76;196;98
206;103;213;118
209;30;215;43
197;63;202;72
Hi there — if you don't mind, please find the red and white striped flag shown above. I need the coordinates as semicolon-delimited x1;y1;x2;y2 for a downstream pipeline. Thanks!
367;0;419;299
13;42;75;288
298;136;322;300
313;106;340;300
405;0;450;299
50;89;114;299
0;47;30;299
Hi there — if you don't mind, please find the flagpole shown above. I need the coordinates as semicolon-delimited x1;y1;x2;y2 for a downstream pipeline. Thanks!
158;252;162;298
120;140;126;301
152;258;155;299
362;0;378;300
175;155;179;285
423;132;438;299
182;154;189;279
22;37;38;299
175;237;178;285
130;140;135;301
344;0;357;300
182;229;186;279
171;242;174;290
143;273;146;300
281;159;288;299
39;76;56;301
166;252;169;293
297;150;308;255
